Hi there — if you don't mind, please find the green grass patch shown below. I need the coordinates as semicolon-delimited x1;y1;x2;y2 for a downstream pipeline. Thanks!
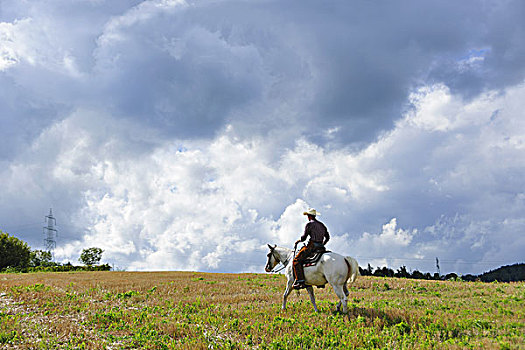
0;271;523;349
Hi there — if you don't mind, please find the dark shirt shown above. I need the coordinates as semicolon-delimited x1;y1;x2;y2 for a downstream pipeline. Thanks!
300;219;330;244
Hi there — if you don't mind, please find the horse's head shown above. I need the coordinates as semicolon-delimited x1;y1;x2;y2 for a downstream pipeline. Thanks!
265;244;278;272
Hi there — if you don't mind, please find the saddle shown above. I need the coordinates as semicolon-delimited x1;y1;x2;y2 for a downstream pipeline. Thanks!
302;246;330;267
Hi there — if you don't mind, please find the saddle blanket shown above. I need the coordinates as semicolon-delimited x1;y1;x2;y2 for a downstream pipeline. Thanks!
303;250;331;267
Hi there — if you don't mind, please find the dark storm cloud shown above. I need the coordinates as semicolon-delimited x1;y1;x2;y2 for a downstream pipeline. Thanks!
89;0;525;144
2;0;525;149
278;0;525;144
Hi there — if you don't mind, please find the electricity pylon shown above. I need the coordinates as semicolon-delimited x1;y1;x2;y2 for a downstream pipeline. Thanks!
43;208;57;257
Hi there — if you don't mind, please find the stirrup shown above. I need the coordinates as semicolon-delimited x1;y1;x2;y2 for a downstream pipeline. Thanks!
292;280;306;290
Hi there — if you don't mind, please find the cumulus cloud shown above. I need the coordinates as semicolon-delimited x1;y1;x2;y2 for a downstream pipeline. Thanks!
1;0;525;274
3;81;523;274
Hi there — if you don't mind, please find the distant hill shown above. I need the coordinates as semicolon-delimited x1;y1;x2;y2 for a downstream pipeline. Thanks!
476;263;525;282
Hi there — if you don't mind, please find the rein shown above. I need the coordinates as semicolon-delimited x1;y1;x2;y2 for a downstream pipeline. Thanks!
270;263;286;273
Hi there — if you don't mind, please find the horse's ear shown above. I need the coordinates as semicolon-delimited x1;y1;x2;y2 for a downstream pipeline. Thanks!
267;244;274;250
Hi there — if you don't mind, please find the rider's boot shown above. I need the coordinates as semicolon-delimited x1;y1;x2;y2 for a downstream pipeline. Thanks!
292;263;307;289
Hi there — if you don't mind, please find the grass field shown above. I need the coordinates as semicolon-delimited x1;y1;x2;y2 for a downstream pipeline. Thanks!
0;271;523;349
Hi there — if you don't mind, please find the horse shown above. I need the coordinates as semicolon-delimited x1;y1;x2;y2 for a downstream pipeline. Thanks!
265;244;359;313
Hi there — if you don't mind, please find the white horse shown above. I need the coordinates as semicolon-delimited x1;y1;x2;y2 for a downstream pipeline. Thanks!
265;244;359;313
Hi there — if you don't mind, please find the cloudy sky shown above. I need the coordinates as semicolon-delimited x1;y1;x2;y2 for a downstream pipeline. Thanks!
1;0;524;275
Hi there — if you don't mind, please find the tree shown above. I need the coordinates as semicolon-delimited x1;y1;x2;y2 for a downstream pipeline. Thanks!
30;250;53;267
478;263;525;282
395;265;410;278
79;247;104;266
374;266;395;277
411;270;425;280
444;272;458;280
0;231;31;270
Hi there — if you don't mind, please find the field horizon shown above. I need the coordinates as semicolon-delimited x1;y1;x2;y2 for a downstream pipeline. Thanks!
1;271;523;349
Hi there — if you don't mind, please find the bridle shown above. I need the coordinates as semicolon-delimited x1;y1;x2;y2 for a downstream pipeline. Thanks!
266;248;290;273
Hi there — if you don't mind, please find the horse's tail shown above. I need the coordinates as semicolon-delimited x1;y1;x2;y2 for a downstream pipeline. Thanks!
344;256;360;283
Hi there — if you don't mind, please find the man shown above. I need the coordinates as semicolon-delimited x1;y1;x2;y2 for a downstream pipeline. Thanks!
292;208;330;289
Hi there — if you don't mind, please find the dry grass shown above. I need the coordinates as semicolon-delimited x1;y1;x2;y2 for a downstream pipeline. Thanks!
1;271;524;349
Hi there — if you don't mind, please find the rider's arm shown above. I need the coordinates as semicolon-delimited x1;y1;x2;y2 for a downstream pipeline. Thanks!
323;231;330;246
323;223;330;245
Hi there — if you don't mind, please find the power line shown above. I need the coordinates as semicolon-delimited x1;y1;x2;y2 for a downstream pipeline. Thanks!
2;222;44;231
353;255;514;265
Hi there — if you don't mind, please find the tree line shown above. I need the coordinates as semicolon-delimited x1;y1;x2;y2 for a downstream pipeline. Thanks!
0;231;110;273
359;262;525;282
3;229;523;280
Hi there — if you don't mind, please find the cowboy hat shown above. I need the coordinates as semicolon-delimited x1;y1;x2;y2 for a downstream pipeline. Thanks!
303;208;320;216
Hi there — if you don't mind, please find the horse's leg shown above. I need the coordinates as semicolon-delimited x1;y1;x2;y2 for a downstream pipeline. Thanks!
337;284;349;312
331;284;348;314
282;278;293;310
306;286;318;313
